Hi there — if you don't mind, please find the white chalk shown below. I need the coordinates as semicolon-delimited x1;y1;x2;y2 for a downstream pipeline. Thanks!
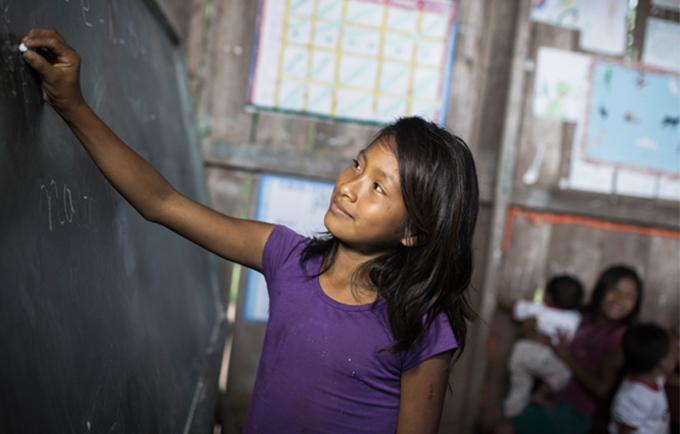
19;43;28;53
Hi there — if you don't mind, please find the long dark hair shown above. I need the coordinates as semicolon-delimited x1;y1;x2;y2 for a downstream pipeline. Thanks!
302;117;480;358
585;265;643;326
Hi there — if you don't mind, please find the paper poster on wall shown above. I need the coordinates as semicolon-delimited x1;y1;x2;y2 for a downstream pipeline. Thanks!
246;0;459;125
243;175;334;322
642;18;680;74
652;0;680;11
567;58;680;200
578;0;628;55
530;0;583;29
533;47;593;122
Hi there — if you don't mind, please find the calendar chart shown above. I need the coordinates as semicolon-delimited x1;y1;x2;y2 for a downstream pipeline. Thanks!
247;0;458;124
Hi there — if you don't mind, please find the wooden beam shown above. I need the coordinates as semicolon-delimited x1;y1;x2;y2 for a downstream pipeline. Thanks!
202;139;347;181
511;187;680;229
461;0;533;431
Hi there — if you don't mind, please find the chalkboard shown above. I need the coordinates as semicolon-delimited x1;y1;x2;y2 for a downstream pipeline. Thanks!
0;1;227;433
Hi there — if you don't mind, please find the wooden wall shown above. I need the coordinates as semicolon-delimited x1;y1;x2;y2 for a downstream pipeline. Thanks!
158;0;679;433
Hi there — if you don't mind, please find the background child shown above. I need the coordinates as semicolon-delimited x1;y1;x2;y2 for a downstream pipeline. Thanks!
497;275;584;417
20;29;480;433
666;325;680;434
609;323;676;434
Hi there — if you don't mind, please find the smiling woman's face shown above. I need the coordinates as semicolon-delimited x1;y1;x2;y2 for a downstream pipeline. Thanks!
599;277;638;322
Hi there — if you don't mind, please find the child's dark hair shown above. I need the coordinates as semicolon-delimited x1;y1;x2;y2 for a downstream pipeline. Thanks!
584;265;643;326
546;275;583;310
302;117;479;358
622;323;670;375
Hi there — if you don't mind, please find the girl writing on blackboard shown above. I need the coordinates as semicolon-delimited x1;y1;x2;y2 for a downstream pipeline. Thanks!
21;29;479;434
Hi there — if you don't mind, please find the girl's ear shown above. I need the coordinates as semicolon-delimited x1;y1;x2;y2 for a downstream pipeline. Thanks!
401;235;417;247
400;232;420;247
400;222;420;247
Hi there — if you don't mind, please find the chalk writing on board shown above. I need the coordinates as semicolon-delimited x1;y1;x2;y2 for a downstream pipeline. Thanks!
129;97;157;124
40;180;76;231
108;1;115;43
1;24;18;99
81;0;93;27
18;52;30;104
1;0;9;23
128;21;140;58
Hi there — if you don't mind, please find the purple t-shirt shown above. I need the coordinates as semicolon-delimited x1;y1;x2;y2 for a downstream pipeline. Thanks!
243;226;458;434
555;313;627;416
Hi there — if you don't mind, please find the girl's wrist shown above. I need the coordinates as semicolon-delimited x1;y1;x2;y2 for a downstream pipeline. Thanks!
59;97;91;124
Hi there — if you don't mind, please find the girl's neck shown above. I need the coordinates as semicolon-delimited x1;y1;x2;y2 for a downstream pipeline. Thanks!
319;242;380;305
591;312;619;328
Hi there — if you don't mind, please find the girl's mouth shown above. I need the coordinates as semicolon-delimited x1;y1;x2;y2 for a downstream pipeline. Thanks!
330;201;353;219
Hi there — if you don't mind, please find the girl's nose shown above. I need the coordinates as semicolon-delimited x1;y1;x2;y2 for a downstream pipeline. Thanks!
339;172;361;202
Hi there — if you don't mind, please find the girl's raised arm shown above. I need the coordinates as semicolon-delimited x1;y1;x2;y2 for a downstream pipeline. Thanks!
21;28;274;271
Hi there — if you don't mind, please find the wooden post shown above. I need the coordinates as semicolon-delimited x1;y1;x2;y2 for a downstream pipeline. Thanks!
461;0;533;431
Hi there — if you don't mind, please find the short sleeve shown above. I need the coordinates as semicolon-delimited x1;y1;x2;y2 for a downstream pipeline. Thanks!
611;388;649;430
402;312;458;371
261;225;310;287
513;300;535;321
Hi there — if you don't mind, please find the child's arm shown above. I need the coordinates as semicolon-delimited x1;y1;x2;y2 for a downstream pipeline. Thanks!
495;287;516;312
553;331;624;400
21;29;274;271
397;351;451;434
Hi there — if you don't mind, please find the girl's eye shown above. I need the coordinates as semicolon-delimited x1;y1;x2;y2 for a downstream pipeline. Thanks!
373;182;384;194
352;159;361;170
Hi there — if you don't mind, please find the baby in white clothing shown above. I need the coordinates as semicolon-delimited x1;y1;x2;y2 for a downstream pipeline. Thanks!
498;275;584;417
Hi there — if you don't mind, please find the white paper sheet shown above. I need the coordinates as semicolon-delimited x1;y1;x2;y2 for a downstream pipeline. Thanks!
533;47;593;122
531;0;583;29
658;177;680;201
579;0;628;55
247;0;459;124
642;18;680;73
615;169;657;198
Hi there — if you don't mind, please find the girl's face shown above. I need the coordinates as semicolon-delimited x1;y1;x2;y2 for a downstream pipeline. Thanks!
324;138;410;256
599;277;638;322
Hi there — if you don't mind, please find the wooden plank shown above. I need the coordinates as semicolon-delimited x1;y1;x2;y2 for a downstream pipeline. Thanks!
445;0;493;146
203;139;348;181
511;188;680;229
471;0;523;203
312;119;376;159
183;0;210;100
197;0;259;143
642;236;680;327
600;231;652;279
462;0;533;431
543;223;605;298
253;113;313;151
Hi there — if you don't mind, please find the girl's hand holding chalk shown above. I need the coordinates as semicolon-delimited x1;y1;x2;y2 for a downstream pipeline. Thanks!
20;29;85;116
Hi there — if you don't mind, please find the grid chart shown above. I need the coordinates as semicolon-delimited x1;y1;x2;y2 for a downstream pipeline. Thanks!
247;0;459;124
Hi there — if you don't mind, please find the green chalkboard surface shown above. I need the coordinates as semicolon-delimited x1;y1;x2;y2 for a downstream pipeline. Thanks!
0;1;227;433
